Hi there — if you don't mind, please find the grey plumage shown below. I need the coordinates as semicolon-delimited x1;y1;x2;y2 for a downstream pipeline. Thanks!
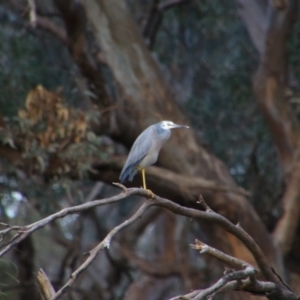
119;121;189;184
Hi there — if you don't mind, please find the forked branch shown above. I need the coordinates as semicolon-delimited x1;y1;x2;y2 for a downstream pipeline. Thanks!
0;186;298;299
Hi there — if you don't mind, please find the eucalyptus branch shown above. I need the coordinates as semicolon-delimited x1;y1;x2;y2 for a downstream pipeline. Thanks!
191;239;258;273
150;195;278;283
0;186;298;299
0;187;151;257
169;267;277;300
49;201;153;300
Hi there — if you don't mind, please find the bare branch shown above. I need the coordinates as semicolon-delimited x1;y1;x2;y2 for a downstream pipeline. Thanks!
150;194;278;283
49;201;153;300
0;188;151;257
191;239;258;273
1;186;299;298
193;266;256;299
169;267;256;300
169;267;282;300
0;188;274;282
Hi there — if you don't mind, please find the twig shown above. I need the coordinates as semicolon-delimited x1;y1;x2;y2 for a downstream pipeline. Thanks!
85;182;104;202
197;195;212;212
191;239;258;273
193;267;255;299
112;182;127;193
49;201;152;300
169;267;276;300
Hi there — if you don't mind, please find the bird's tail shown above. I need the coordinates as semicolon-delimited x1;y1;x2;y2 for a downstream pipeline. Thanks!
119;163;138;183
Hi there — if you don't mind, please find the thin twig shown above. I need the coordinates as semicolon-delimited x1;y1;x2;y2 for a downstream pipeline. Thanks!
169;267;275;300
191;239;258;273
194;267;256;299
49;201;153;300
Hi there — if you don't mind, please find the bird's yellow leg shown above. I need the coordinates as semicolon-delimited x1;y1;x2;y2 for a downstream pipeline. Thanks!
141;168;147;189
141;168;154;198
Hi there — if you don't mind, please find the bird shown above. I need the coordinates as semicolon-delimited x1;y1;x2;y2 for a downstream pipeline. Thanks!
119;120;189;193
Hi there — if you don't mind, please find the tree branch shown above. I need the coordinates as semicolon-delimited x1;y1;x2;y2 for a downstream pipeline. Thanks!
191;239;258;273
169;267;277;300
0;188;277;283
49;201;153;300
0;186;298;299
0;188;150;257
150;195;278;283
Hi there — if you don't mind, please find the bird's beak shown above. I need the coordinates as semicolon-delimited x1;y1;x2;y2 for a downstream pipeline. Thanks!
172;124;189;129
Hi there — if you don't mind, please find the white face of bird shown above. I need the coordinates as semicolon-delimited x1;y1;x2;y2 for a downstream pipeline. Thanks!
160;120;189;130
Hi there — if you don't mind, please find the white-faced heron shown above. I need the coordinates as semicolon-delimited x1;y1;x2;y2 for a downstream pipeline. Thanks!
119;120;189;192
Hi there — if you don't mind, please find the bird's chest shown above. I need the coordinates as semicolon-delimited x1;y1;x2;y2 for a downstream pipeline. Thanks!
139;130;170;168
